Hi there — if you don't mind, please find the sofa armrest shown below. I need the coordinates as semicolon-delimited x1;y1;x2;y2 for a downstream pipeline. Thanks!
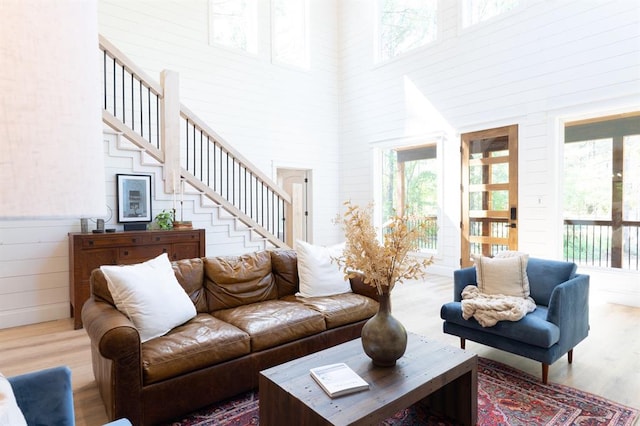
82;297;144;422
546;274;590;350
452;266;477;302
82;298;141;360
8;366;74;426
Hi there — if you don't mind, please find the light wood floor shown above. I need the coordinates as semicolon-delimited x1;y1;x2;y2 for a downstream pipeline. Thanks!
1;274;638;425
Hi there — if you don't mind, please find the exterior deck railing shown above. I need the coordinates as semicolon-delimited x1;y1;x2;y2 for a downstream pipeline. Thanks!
564;219;640;271
383;216;438;251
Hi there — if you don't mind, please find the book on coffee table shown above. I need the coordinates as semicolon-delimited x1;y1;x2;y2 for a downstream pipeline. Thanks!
309;363;369;398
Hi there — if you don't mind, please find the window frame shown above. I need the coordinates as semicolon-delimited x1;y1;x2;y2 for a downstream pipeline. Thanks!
374;0;439;64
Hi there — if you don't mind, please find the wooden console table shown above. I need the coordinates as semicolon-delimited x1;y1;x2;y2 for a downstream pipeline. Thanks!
68;229;205;329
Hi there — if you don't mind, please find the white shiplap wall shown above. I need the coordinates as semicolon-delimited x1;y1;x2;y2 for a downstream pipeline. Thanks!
2;0;639;329
0;0;342;329
337;0;640;287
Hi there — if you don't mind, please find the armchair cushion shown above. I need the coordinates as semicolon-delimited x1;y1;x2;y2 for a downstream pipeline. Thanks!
473;253;530;297
441;302;560;348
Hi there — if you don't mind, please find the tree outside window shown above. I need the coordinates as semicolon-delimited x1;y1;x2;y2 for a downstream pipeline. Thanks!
462;0;520;28
209;0;258;54
377;0;438;62
563;116;640;270
272;0;308;68
381;145;438;251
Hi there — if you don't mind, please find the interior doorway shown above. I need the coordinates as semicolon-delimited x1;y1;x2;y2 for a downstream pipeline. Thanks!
460;125;519;267
277;168;311;247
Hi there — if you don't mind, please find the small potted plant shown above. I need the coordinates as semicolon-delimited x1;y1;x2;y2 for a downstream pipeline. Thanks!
154;210;173;230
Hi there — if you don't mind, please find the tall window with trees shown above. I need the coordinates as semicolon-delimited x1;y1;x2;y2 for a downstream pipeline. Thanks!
462;0;520;28
564;115;640;270
381;145;439;251
272;0;308;68
376;0;438;62
209;0;258;54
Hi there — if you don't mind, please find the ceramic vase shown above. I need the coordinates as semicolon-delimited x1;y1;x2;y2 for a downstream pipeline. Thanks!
361;291;407;367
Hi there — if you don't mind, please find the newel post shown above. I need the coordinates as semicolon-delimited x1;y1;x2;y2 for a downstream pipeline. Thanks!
161;69;181;195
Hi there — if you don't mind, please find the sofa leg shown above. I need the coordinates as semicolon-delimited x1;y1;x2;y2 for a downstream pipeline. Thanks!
542;364;549;384
568;349;573;364
460;338;465;349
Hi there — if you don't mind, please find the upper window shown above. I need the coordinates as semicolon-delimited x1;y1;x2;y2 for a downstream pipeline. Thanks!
209;0;258;54
376;0;438;62
272;0;309;68
462;0;520;28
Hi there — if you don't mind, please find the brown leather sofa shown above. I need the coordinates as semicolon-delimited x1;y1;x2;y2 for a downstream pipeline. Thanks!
82;249;379;425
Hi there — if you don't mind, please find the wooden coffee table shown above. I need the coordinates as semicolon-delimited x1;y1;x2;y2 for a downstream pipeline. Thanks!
259;332;477;425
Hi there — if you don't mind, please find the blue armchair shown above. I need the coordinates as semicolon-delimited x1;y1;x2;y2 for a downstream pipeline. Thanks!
440;258;589;384
6;366;75;425
4;366;131;426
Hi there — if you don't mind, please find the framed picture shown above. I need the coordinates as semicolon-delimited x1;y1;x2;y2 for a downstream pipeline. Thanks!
116;174;152;223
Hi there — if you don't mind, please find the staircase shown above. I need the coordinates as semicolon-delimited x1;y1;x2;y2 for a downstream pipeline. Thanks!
99;35;290;249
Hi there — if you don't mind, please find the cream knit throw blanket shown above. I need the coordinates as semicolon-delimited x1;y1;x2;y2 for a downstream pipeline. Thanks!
461;285;536;327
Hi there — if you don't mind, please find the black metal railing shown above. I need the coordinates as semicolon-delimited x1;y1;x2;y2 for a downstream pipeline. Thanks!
564;219;640;271
181;111;287;242
383;216;438;251
101;44;161;150
98;35;289;246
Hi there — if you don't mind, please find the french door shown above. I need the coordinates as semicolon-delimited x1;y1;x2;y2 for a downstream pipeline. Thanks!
461;125;519;267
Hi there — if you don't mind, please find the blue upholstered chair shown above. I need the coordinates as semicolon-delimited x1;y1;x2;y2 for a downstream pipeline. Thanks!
6;366;75;425
440;258;590;384
5;365;131;426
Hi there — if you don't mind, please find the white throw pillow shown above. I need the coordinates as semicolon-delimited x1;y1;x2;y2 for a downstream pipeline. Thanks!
473;253;530;298
0;373;27;426
295;240;352;297
101;253;197;342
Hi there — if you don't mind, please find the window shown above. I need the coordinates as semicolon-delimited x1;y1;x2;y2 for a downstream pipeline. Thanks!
381;144;439;251
563;115;640;270
209;0;258;54
462;0;520;28
376;0;438;62
272;0;308;68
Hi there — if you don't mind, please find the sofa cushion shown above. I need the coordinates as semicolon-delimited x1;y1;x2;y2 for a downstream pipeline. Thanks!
90;268;115;305
101;254;197;343
473;254;530;298
212;300;326;351
296;240;351;297
282;293;379;329
527;258;577;306
0;373;26;426
141;314;251;385
172;258;208;313
204;251;278;311
270;249;299;298
440;302;560;348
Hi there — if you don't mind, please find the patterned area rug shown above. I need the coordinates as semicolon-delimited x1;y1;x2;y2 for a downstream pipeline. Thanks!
166;357;639;426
